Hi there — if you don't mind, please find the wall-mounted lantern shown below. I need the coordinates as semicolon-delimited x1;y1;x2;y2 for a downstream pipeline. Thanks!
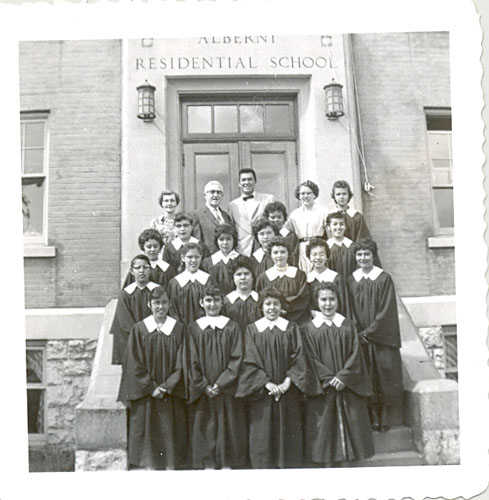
324;80;344;120
137;80;156;122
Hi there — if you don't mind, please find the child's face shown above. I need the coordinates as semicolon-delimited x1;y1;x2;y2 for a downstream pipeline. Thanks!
176;219;193;240
271;245;288;268
200;295;223;317
317;289;338;319
257;226;275;251
328;218;346;239
161;194;177;214
217;233;234;255
309;246;328;271
233;267;253;292
268;210;285;228
355;249;374;272
182;248;202;273
334;187;350;208
150;295;170;320
130;258;151;285
143;239;162;261
262;297;282;322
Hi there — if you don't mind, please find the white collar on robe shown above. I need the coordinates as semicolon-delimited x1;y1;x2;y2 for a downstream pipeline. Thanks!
124;281;159;294
326;237;353;248
226;290;259;304
196;315;230;330
144;315;177;335
211;250;239;265
151;259;170;272
172;236;199;250
175;269;210;287
255;316;288;332
307;268;338;283
279;227;290;237
312;313;345;328
352;266;383;282
252;247;266;263
266;266;298;281
335;205;359;217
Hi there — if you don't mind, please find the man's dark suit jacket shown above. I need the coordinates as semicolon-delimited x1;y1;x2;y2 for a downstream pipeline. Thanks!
192;206;234;254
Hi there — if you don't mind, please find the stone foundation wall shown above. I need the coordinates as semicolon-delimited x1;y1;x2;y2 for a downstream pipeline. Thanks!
419;326;445;372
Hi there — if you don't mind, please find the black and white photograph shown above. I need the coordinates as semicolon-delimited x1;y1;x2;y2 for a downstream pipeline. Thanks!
0;1;488;499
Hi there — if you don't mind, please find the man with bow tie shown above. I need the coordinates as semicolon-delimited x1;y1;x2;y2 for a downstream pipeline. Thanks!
228;168;274;256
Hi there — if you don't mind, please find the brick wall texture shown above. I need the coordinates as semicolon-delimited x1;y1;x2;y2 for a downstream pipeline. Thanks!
20;40;122;308
352;32;455;297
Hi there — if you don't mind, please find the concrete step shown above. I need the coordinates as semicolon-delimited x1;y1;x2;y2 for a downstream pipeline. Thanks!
351;450;425;467
372;425;415;454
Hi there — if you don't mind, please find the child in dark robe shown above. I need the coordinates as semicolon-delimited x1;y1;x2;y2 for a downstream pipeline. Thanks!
110;254;159;365
325;211;357;278
302;282;374;465
167;242;216;325
236;286;320;469
201;224;240;296
346;238;403;431
186;286;247;469
222;256;261;334
163;212;210;271
306;237;350;318
122;229;176;289
263;201;300;266
250;217;279;276
117;286;187;470
255;236;310;326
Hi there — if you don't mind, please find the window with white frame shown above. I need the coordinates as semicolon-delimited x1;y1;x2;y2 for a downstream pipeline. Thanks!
26;341;47;442
21;112;49;244
425;109;453;234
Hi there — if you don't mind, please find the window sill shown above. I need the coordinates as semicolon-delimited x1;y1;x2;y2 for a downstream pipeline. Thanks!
24;245;57;258
28;434;47;447
427;236;454;248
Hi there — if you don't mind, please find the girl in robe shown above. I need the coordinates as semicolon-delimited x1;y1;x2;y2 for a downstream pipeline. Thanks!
250;217;279;276
325;211;357;278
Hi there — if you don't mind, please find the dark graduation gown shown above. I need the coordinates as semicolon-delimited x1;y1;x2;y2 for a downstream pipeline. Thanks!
201;250;240;296
122;259;177;289
279;227;300;267
346;266;403;407
255;266;311;325
222;290;261;334
250;247;274;277
339;207;372;242
162;236;210;272
117;316;187;469
168;270;216;326
236;318;321;469
187;316;247;469
307;268;351;319
327;238;357;278
301;314;374;464
109;281;159;365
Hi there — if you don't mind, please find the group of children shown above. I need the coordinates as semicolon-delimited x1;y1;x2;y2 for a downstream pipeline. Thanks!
111;180;403;470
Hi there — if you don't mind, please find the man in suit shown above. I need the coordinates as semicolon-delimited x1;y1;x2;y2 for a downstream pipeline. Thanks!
192;180;234;254
228;168;274;256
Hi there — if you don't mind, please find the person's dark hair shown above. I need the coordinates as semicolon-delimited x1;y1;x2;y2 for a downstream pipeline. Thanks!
138;229;163;251
258;286;287;311
131;254;151;267
305;237;330;259
174;212;194;225
239;168;257;182
352;238;378;257
252;217;279;239
326;211;347;226
294;180;319;200
331;180;353;202
263;201;288;220
228;255;255;280
150;286;169;301
214;224;238;249
268;235;289;254
158;189;181;207
202;285;224;301
314;281;338;301
180;241;203;258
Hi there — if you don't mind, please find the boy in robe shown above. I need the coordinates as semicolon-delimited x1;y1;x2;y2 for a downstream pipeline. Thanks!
305;237;350;318
325;211;357;278
346;238;403;431
236;286;320;469
302;282;374;466
110;254;160;365
222;256;261;334
167;242;216;325
186;286;247;469
201;224;240;295
117;286;187;470
163;212;210;271
250;217;279;276
122;229;176;289
263;201;300;266
255;236;310;326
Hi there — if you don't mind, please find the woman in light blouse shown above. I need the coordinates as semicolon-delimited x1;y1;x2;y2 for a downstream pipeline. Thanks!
150;189;181;248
